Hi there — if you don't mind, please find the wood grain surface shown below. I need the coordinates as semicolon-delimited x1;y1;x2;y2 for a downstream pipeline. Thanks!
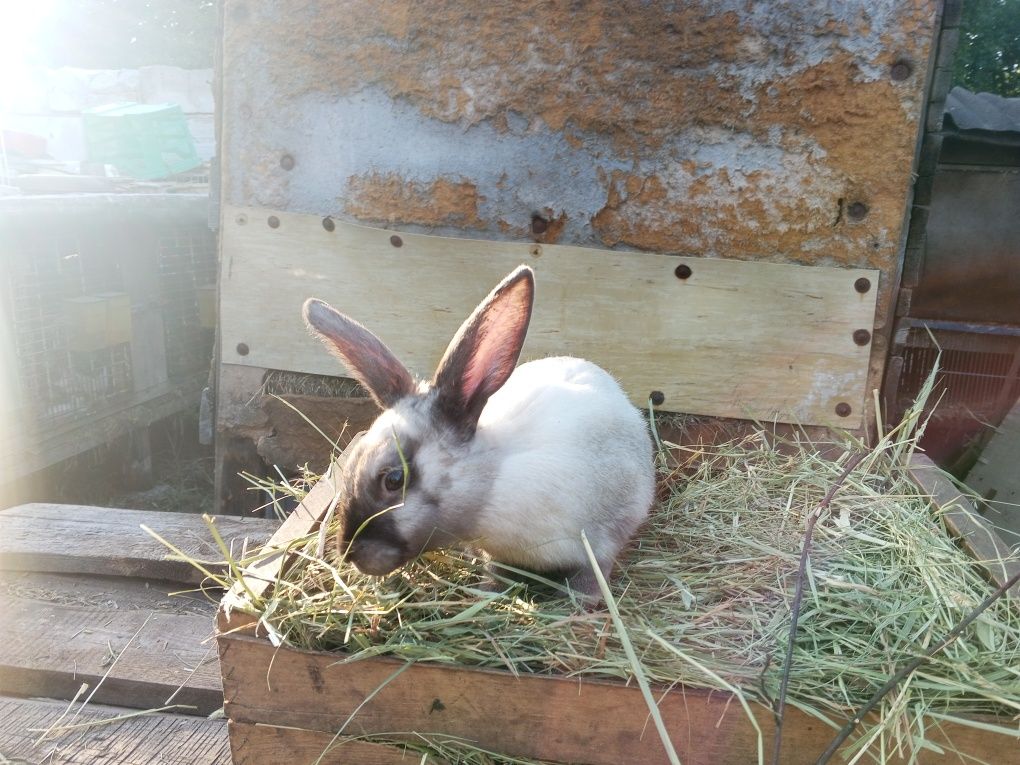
0;571;222;715
0;696;230;765
220;204;879;428
229;720;451;765
909;453;1020;599
218;631;1009;765
0;503;277;584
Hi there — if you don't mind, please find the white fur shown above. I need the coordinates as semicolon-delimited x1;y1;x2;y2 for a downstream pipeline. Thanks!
307;266;657;592
463;356;654;570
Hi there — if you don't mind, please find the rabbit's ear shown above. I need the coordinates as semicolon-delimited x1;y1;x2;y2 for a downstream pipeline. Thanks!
433;265;534;433
303;299;415;409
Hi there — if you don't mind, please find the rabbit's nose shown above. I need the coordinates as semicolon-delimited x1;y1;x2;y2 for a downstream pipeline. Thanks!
350;539;408;576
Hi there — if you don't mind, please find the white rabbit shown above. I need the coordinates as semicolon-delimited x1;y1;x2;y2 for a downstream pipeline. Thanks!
302;265;655;599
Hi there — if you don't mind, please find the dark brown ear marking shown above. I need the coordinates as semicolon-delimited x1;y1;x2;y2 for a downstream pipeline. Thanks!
433;265;535;433
303;298;415;409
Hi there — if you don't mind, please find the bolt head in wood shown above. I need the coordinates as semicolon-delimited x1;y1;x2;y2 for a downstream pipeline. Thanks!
853;329;872;346
890;59;913;81
322;217;335;232
674;264;692;280
389;235;403;248
236;342;250;356
267;216;280;229
835;402;852;417
854;277;871;294
847;202;869;221
650;390;665;406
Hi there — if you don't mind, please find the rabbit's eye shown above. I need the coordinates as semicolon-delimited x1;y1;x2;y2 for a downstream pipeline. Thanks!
382;467;405;493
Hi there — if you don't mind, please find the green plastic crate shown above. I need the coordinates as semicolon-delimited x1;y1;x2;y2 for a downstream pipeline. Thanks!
82;102;201;180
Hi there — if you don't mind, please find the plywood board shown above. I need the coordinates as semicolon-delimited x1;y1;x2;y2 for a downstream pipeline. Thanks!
220;205;879;428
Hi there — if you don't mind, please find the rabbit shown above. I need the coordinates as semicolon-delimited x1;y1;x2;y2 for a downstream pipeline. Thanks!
302;264;655;600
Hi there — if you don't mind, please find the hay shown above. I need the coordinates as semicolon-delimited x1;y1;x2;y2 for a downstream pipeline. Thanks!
262;370;368;398
208;400;1020;764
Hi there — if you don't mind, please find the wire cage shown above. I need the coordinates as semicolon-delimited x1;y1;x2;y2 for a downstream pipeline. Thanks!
4;225;133;424
895;325;1020;417
157;221;217;380
0;194;215;431
889;321;1020;466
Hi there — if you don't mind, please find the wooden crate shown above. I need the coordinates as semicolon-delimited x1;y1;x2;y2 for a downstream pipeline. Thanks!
216;456;1019;765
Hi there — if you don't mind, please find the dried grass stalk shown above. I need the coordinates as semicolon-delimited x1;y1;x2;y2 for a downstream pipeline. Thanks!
197;388;1020;764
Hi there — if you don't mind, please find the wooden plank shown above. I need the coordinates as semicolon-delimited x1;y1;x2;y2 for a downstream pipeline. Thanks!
909;454;1020;599
217;632;1008;765
220;204;879;429
0;572;222;715
220;436;362;630
0;696;230;764
0;503;277;584
217;632;764;765
965;400;1020;543
220;472;336;629
229;721;449;765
